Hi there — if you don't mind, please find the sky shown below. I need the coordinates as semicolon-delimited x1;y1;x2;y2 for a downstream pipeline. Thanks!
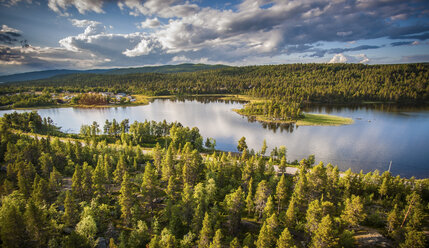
0;0;429;75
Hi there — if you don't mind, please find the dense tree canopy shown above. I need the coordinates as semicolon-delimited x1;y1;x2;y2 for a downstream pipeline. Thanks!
0;111;427;247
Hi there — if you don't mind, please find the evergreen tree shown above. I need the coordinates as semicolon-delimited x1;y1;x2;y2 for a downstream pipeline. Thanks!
230;237;241;248
310;215;338;248
340;195;365;228
141;162;159;211
75;215;97;246
237;137;248;152
93;156;107;197
277;227;297;248
400;229;426;248
82;162;93;200
198;212;212;248
276;174;288;213
263;195;275;219
72;164;83;199
255;222;273;248
161;144;174;182
246;178;255;217
254;180;270;219
0;194;27;248
63;190;78;227
114;155;127;184
160;228;177;248
260;139;267;156
119;171;133;225
128;220;150;248
210;229;222;248
24;200;49;248
225;186;245;233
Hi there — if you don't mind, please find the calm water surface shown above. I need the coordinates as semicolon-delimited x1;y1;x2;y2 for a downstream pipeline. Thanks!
1;99;428;178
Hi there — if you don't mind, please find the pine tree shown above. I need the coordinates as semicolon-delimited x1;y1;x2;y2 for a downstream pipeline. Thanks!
230;237;241;248
225;187;245;233
160;228;177;248
210;229;222;248
63;190;78;227
161;144;174;182
32;175;49;205
141;162;159;211
254;180;270;219
181;183;194;226
128;220;150;248
119;172;133;226
276;174;288;213
279;156;287;174
340;195;365;228
310;215;338;248
82;162;93;200
261;139;267;155
246;178;255;217
305;199;323;235
284;196;297;229
24;200;48;247
277;227;297;248
93;156;107;197
114;155;127;184
198;212;212;248
0;196;27;248
255;222;273;248
72;164;83;199
400;229;426;248
48;167;62;193
256;214;277;248
76;215;97;246
263;195;275;219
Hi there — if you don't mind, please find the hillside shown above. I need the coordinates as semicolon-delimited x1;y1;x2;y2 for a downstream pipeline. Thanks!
0;63;228;83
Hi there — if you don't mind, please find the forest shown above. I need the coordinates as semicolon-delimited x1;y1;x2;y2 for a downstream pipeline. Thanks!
0;112;427;248
0;63;428;119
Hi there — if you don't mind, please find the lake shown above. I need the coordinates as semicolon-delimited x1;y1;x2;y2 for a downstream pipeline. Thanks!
1;98;428;178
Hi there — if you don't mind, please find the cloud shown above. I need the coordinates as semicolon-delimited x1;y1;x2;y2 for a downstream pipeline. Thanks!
119;0;199;18
138;18;161;29
48;0;105;15
2;0;429;73
1;24;21;34
329;53;370;64
0;25;22;45
0;0;32;7
122;37;162;57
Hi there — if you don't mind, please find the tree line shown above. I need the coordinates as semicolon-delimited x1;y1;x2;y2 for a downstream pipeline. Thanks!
1;63;428;119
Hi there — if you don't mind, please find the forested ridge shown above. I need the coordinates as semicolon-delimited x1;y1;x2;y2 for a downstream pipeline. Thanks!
0;112;427;248
2;63;428;101
1;63;428;119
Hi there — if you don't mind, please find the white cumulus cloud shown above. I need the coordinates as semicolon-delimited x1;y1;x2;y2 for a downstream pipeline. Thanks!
329;53;370;64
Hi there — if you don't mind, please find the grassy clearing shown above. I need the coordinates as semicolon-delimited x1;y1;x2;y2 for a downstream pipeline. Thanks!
297;113;354;126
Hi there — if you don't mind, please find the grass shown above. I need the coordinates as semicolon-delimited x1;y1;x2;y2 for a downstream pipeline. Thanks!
296;113;354;126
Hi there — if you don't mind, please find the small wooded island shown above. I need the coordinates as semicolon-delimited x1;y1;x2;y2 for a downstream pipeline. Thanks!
0;64;428;247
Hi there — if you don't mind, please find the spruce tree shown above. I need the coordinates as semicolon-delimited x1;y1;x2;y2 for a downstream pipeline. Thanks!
277;227;297;248
210;229;222;248
276;174;288;213
310;215;338;248
119;172;133;226
63;190;78;227
198;212;212;248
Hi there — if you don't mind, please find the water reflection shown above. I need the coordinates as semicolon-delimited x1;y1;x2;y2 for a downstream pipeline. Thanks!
1;98;428;178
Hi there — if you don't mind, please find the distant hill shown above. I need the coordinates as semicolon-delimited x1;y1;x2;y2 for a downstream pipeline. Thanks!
0;64;228;83
105;63;228;75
